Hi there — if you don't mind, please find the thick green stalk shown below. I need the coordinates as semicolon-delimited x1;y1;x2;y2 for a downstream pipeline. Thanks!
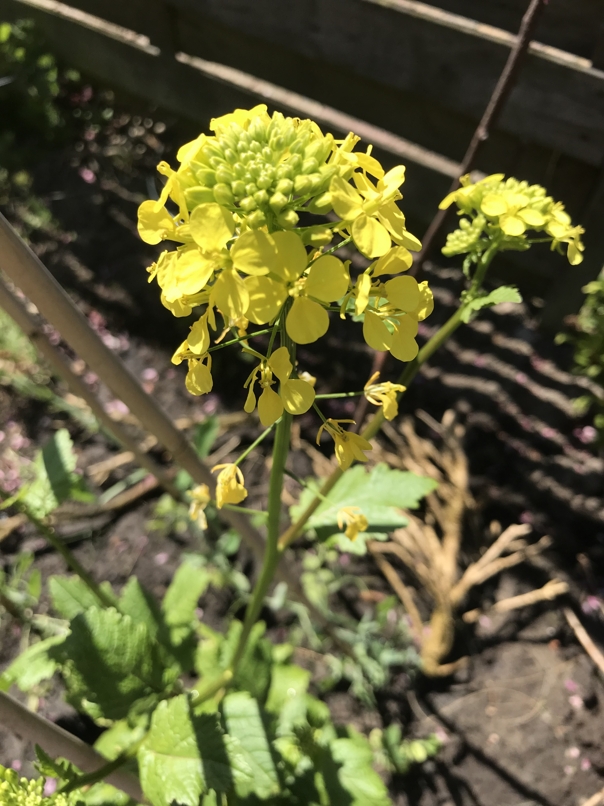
278;242;500;550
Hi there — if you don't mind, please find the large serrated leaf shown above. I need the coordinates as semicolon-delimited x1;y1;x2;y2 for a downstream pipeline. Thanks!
222;692;280;799
49;575;115;619
119;577;163;639
290;464;438;536
162;560;211;631
329;736;391;806
138;695;252;806
50;607;175;720
0;635;64;693
21;428;91;518
265;664;311;716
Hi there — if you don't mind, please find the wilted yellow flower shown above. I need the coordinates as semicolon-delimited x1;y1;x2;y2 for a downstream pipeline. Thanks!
189;484;211;529
337;506;369;541
317;418;372;470
212;463;247;508
244;346;315;426
364;372;406;420
185;355;213;396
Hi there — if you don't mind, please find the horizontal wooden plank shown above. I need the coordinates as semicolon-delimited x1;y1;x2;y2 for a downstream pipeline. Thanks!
169;0;604;166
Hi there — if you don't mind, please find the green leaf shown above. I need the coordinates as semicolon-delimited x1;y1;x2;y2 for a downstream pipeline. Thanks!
162;560;211;633
94;721;147;761
265;664;311;715
193;416;220;458
329;735;391;806
138;695;252;806
0;635;63;692
119;578;163;639
461;285;522;323
221;692;280;799
34;745;80;783
290;464;437;540
49;575;115;620
51;607;176;721
21;428;90;518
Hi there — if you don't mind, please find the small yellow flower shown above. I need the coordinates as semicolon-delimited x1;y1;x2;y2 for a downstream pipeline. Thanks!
185;354;213;396
189;484;211;529
211;463;247;508
244;346;315;426
337;506;369;541
316;418;372;470
363;372;406;420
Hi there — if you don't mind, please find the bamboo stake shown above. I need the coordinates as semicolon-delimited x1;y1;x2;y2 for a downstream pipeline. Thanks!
0;213;266;561
0;692;144;802
0;275;182;501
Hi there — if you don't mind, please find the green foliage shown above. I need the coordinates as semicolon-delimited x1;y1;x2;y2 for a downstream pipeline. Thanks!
19;429;92;518
0;634;64;692
558;269;604;439
370;725;441;774
459;285;522;323
290;464;438;552
0;762;82;806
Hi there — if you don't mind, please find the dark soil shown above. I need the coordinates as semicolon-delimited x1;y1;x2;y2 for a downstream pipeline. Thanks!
1;83;604;806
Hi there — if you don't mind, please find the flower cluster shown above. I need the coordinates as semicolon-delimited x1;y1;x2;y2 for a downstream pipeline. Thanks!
138;106;432;495
440;174;585;265
0;765;77;806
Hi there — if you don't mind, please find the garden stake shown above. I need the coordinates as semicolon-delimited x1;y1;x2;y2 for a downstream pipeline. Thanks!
0;274;182;501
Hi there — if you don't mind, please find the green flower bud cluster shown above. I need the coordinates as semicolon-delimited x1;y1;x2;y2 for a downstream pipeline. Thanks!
442;214;486;257
0;766;79;806
183;112;337;229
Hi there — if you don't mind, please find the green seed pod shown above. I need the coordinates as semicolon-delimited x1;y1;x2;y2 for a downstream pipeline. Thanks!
277;209;299;229
247;209;267;228
307;191;333;214
275;178;293;195
185;186;216;206
269;191;288;212
213;183;234;205
239;196;257;212
293;175;313;195
231;179;246;197
254;189;269;206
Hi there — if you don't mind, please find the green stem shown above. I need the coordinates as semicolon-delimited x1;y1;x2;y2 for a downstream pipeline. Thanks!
315;391;364;399
208;327;273;353
234;422;277;467
278;241;500;549
0;487;115;609
190;668;234;706
59;753;132;794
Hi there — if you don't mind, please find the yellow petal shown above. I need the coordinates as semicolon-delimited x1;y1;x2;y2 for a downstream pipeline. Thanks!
385;275;421;312
286;297;329;344
272;231;309;283
568;241;584;266
188;315;210;355
190;203;235;253
210;269;250;320
382;393;398;421
372;246;413;277
137;200;175;245
355;272;372;316
500;214;526;236
390;316;419;362
481;193;508;217
395;229;422;252
305;255;350;303
244;383;257;414
355;152;384;178
363;311;392;351
267;346;292;383
185;360;213;395
281;379;315;415
352;214;391;258
410;281;434;321
244;276;287;325
334;437;355;471
231;230;277;276
518;208;545;227
438;190;458;210
330;176;363;220
258;386;284;427
380;165;406;194
163;249;214;302
161;293;193;317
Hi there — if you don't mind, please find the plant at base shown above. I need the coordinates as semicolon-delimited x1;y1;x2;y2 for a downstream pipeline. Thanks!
557;268;604;441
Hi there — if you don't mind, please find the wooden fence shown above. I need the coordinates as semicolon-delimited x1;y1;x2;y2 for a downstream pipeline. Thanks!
1;0;603;325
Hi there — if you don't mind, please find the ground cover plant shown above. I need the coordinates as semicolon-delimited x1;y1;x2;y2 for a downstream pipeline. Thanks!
0;88;590;806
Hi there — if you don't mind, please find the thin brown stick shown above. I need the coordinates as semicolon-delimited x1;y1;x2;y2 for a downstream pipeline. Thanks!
415;0;548;268
564;607;604;676
0;275;182;500
0;692;144;802
581;787;604;806
369;548;423;640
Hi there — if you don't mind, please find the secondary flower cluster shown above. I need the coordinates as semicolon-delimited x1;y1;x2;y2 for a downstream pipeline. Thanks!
138;106;431;510
440;174;585;265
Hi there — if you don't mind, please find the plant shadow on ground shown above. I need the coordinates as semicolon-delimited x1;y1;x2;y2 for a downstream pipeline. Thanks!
1;72;604;805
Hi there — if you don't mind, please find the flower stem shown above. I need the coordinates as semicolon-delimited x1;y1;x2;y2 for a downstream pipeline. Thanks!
208;327;273;353
234;422;277;467
315;391;364;399
278;242;500;550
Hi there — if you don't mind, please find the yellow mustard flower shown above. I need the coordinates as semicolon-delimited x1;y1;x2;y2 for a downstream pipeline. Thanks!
240;230;350;344
317;418;372;471
189;484;211;529
337;506;369;541
363;372;406;420
185;355;213;396
546;204;585;266
212;463;247;508
244;346;315;426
